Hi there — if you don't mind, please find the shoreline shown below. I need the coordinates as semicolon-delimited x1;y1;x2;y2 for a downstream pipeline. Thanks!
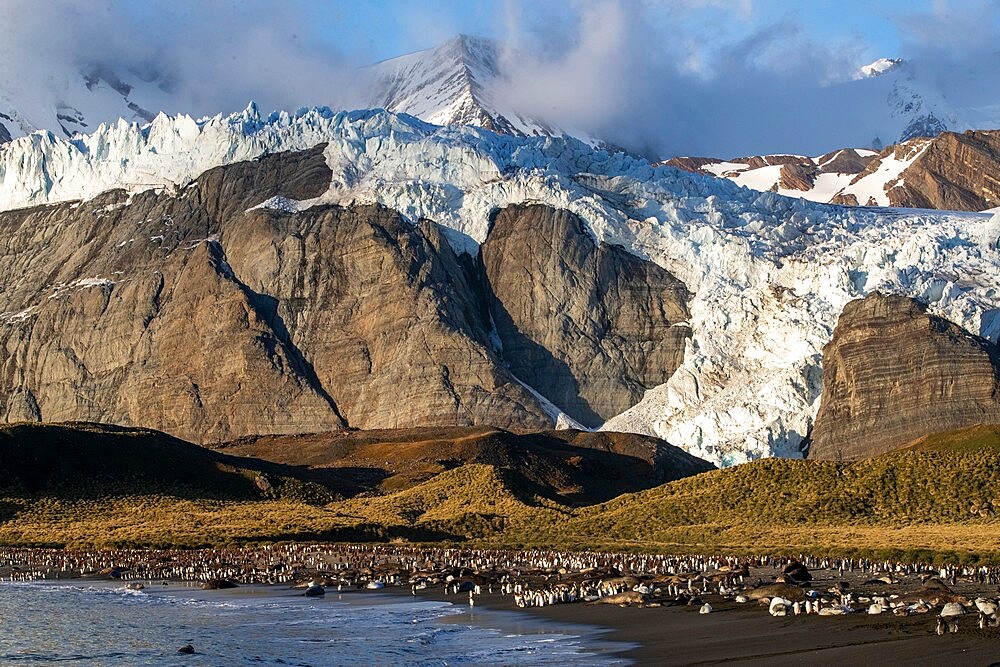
19;578;1000;666
397;578;1000;665
7;545;1000;665
383;586;637;664
10;579;634;665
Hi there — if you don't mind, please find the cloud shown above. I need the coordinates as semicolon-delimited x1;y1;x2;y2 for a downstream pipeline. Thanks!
0;0;997;158
491;1;873;156
490;0;1000;157
0;0;365;120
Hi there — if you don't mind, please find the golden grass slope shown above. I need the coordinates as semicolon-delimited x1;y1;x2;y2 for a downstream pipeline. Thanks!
3;422;1000;561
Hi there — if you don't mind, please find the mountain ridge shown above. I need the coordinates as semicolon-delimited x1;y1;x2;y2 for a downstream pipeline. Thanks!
363;34;561;139
0;109;997;465
665;129;1000;212
3;36;996;160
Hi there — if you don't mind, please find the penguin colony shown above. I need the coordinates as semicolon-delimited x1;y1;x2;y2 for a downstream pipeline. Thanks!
2;545;999;633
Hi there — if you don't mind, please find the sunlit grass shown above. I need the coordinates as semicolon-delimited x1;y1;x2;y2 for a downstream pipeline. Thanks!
3;422;1000;561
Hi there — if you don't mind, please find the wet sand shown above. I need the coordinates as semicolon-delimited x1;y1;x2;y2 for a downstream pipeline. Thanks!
516;596;1000;665
401;575;1000;665
6;545;1000;664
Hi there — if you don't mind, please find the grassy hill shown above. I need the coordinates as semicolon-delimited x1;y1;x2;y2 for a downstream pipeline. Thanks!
901;424;1000;454
547;428;1000;558
0;422;333;502
4;422;1000;561
0;423;694;548
213;426;714;504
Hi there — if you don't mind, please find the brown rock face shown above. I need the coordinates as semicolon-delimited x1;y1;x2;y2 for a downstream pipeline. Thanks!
828;192;860;206
809;293;1000;460
836;131;1000;210
0;148;692;442
659;156;718;174
778;162;819;191
481;204;691;427
0;147;552;442
734;154;811;170
670;132;1000;212
219;205;549;432
888;131;1000;210
815;148;875;175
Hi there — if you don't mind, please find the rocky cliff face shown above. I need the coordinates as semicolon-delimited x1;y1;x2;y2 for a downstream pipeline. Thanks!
809;293;1000;460
0;149;691;442
481;204;691;427
672;130;1000;213
883;130;1000;210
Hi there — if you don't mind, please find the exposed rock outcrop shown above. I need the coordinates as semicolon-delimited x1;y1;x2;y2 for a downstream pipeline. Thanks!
0;149;694;441
0;148;553;441
220;204;550;432
670;130;1000;213
884;130;1000;210
778;162;818;191
481;204;691;427
815;148;875;175
809;293;1000;460
660;156;718;173
734;154;810;170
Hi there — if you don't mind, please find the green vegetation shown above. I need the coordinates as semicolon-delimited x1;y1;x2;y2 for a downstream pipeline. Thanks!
3;422;1000;561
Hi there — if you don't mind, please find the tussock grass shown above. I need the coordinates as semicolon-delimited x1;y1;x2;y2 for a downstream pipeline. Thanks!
4;422;1000;560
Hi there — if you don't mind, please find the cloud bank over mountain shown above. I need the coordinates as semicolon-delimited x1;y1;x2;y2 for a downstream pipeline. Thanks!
1;0;997;157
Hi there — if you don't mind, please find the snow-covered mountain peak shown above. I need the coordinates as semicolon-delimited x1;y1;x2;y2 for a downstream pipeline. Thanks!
0;63;172;144
363;34;559;139
856;57;903;79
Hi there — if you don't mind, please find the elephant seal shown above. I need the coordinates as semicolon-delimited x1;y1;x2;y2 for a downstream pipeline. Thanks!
747;583;806;602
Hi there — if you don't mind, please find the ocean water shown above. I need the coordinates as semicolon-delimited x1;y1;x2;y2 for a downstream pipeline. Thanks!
0;582;628;666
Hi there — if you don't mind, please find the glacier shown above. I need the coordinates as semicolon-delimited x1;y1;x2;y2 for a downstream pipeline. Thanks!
0;104;998;466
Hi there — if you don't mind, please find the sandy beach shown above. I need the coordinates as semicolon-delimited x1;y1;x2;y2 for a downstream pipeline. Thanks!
6;545;1000;665
400;570;1000;665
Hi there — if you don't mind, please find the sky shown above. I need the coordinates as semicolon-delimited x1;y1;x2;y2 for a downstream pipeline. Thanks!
0;0;998;157
308;0;909;65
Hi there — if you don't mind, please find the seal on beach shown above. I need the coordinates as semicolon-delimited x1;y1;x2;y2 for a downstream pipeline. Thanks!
937;602;965;634
201;579;239;590
975;597;999;627
591;591;647;607
769;597;792;616
95;566;127;580
305;584;326;597
779;561;811;584
747;583;806;602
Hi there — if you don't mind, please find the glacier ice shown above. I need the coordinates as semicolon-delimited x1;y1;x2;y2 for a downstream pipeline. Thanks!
0;105;997;466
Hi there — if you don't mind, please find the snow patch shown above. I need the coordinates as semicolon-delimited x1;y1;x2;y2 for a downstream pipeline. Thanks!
856;58;903;80
250;195;302;213
72;277;115;289
511;377;588;431
1;305;38;324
